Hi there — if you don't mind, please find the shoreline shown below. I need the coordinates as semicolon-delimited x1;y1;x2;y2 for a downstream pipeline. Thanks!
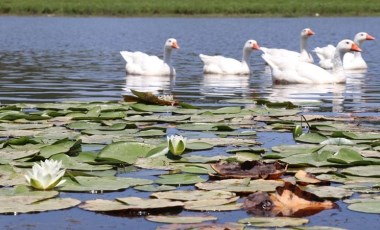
1;0;379;18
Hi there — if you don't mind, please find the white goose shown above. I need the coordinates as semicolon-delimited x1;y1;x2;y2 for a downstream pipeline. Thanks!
314;32;375;70
262;39;361;84
261;28;315;63
199;40;260;75
120;38;179;76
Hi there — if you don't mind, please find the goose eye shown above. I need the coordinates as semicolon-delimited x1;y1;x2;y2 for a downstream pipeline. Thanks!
346;41;350;45
168;40;172;43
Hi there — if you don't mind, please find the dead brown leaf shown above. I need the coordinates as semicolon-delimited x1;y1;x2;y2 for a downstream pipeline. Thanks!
243;182;336;217
210;160;287;180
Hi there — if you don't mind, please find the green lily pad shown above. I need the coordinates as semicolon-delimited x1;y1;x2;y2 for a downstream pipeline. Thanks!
296;133;328;144
66;121;103;130
155;174;206;185
151;190;236;201
341;165;380;177
130;103;177;113
348;201;380;214
50;154;113;171
304;185;353;199
39;138;82;158
176;123;218;131
186;142;214;150
0;197;80;214
146;215;217;224
133;185;177;192
59;176;152;192
0;147;39;160
80;197;183;212
195;179;283;193
184;197;242;211
238;216;308;227
327;148;366;165
97;141;155;164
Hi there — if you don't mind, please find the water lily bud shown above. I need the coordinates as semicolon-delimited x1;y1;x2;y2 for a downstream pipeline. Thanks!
24;159;66;190
167;135;187;156
293;125;303;138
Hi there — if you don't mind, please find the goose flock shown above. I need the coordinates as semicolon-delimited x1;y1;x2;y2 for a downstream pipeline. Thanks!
120;28;375;84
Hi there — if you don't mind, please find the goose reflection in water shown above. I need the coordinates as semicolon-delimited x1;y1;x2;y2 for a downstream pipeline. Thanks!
201;74;250;98
123;74;175;95
268;83;347;113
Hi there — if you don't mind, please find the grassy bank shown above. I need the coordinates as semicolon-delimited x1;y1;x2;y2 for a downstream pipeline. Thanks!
0;0;380;17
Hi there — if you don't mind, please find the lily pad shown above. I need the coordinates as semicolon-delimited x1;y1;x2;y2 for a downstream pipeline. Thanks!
80;197;183;212
186;142;214;150
348;201;380;214
196;179;283;193
134;185;177;192
341;165;380;177
184;197;242;211
59;176;152;192
238;216;308;227
210;160;287;180
155;174;206;185
304;185;353;199
146;215;217;224
97;141;155;164
151;190;236;201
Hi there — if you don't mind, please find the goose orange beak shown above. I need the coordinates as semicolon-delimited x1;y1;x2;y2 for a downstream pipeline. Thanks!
252;43;260;50
172;42;180;49
307;29;315;36
351;43;362;52
366;34;375;40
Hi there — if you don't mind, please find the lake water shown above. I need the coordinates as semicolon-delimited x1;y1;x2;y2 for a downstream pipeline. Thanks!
0;16;380;229
1;17;380;115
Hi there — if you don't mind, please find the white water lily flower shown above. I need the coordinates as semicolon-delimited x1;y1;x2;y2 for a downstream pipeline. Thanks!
167;135;187;156
24;159;66;190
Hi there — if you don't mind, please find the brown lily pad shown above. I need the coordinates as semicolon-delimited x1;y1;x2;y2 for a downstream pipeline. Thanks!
295;170;330;186
210;160;287;180
123;89;179;106
243;182;336;217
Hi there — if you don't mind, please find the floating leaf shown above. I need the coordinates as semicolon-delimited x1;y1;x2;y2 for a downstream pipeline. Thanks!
184;197;241;211
50;154;113;171
304;185;353;199
238;216;308;227
155;174;206;185
146;215;217;224
186;142;214;150
295;170;329;186
296;133;328;144
59;176;152;192
341;165;380;177
243;182;336;217
39;138;82;158
151;190;236;201
134;185;177;192
157;222;244;230
348;201;380;214
327;148;365;165
210;160;287;179
80;197;183;212
97;142;155;164
196;179;283;193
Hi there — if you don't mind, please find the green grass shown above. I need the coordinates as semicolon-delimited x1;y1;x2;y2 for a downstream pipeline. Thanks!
0;0;380;17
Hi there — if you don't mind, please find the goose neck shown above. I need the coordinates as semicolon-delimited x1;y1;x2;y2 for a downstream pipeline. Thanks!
164;47;172;64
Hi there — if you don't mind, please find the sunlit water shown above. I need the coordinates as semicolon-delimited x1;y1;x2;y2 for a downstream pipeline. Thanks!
0;16;380;229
